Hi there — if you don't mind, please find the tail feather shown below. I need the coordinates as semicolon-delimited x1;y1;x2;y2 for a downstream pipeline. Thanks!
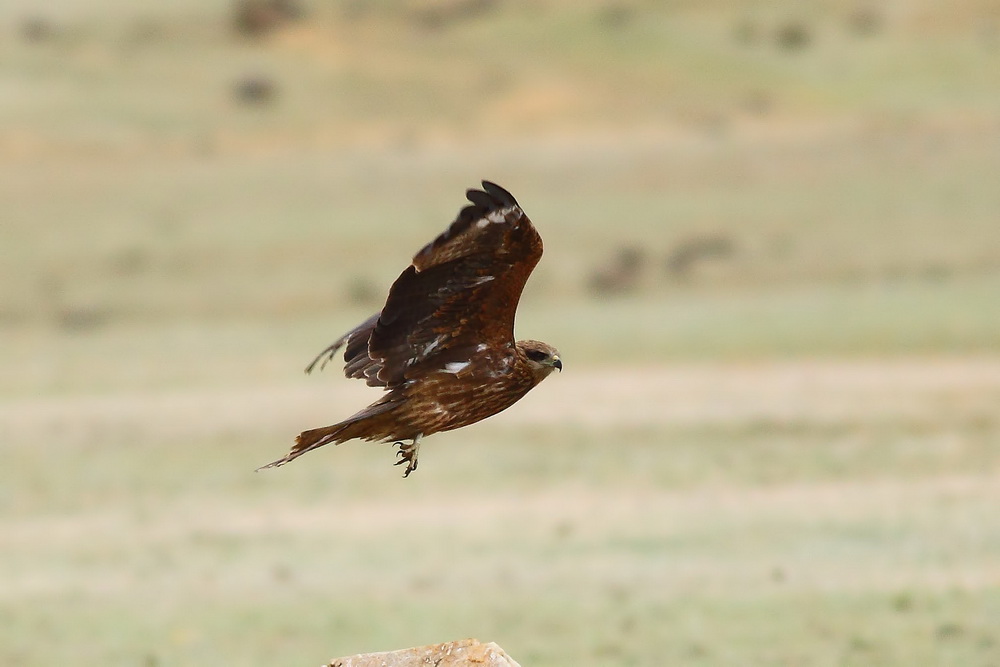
257;396;404;471
256;424;348;471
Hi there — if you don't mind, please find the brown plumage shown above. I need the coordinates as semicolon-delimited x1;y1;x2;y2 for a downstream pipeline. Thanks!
260;181;562;476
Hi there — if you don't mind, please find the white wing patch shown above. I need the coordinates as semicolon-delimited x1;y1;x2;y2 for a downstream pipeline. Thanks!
469;275;495;286
477;206;518;228
443;361;470;374
421;337;443;359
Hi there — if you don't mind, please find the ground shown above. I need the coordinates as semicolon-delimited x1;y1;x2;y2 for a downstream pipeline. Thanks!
4;361;999;665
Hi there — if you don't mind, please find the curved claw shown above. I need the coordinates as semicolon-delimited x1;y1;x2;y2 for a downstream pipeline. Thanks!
391;436;422;478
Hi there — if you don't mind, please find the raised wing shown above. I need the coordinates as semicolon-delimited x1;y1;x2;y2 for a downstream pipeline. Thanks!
306;181;542;389
367;181;542;387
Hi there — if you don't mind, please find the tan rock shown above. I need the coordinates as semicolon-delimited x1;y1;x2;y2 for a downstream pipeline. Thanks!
326;638;521;667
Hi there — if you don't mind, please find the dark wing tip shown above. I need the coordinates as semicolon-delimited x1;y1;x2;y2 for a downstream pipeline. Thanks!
454;181;522;229
465;188;494;209
412;181;527;270
478;180;519;208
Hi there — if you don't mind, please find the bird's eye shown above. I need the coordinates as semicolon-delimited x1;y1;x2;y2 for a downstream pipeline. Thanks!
526;349;549;363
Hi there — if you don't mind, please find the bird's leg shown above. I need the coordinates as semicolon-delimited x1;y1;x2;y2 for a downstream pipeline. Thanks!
393;434;423;478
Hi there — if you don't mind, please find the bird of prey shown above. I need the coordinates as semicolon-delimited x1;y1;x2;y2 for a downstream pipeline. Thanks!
260;181;562;477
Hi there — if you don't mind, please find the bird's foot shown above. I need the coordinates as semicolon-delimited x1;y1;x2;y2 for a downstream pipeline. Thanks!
393;437;422;478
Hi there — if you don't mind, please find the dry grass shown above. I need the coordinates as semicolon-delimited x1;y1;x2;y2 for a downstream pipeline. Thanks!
3;361;1000;664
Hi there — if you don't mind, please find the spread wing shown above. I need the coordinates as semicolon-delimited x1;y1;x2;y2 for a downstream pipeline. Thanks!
307;181;542;388
371;181;542;387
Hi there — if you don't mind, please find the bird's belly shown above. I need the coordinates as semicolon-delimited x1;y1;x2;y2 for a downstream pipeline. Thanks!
405;379;531;435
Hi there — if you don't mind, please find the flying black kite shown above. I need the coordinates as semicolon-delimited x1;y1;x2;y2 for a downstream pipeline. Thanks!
260;181;562;476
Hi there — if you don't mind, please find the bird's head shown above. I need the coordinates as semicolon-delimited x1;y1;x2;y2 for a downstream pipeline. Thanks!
517;340;563;382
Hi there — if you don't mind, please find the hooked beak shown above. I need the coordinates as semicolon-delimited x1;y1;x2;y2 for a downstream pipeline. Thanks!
552;357;563;372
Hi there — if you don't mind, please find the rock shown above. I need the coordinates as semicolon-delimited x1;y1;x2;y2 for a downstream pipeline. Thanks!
326;638;521;667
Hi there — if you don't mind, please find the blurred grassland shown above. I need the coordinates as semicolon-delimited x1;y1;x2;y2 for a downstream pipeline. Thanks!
2;0;1000;665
